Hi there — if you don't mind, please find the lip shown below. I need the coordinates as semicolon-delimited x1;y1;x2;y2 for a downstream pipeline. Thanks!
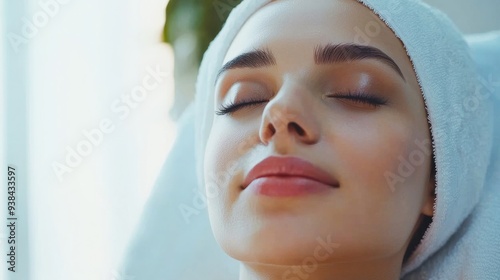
242;156;339;196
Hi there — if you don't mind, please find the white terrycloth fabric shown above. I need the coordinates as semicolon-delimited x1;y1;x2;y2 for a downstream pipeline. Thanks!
401;31;500;280
119;2;500;279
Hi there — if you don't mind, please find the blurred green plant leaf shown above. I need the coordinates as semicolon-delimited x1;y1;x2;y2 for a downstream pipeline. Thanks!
164;0;243;65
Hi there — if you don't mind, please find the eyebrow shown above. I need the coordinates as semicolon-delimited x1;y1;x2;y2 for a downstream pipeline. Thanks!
215;43;405;83
216;48;276;82
314;43;405;81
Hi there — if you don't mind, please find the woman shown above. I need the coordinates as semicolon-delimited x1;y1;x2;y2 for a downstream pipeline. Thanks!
194;0;498;279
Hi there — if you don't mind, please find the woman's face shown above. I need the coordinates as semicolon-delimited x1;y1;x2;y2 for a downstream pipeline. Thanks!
204;0;435;266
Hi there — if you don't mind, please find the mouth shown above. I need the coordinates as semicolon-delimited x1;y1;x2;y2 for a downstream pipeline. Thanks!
242;156;339;197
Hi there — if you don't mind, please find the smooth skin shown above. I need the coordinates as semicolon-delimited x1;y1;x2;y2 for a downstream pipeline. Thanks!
204;0;435;279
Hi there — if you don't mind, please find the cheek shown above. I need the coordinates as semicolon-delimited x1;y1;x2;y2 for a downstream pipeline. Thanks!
204;122;240;210
334;113;430;193
330;114;431;252
204;118;259;231
205;119;260;179
208;117;261;156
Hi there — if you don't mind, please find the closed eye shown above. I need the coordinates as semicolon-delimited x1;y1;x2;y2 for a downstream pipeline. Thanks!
215;98;268;116
326;91;388;108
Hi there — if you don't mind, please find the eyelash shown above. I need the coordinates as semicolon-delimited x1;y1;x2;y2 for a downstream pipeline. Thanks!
326;91;389;108
215;97;268;116
215;91;388;116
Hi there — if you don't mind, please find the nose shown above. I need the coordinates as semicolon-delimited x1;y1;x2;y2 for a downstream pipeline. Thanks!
259;82;320;150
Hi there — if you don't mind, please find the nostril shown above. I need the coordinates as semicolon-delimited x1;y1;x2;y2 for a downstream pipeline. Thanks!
289;122;305;136
269;124;276;134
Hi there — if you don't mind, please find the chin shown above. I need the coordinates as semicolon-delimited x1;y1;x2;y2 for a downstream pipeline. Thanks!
220;223;341;266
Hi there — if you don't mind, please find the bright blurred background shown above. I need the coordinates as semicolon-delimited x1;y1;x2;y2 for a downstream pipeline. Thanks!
1;0;499;280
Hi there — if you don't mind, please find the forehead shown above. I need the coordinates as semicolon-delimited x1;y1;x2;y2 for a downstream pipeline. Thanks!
223;0;418;87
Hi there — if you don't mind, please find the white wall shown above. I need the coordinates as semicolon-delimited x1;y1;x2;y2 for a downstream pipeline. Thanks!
3;0;174;279
423;0;500;34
